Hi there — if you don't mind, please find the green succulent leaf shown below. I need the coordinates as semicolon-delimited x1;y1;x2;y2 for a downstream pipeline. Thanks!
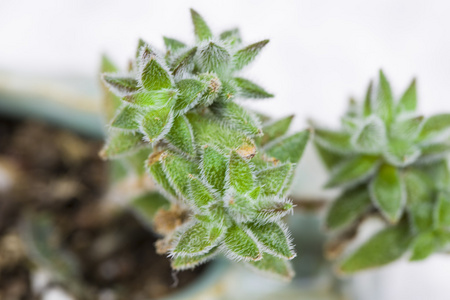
227;150;254;194
397;79;417;115
171;46;197;76
140;104;174;142
110;105;141;130
226;193;256;223
338;219;413;274
434;192;450;228
326;186;371;230
314;127;353;155
410;231;443;261
247;222;294;259
146;151;177;199
102;74;140;96
124;89;177;108
404;169;435;232
200;146;228;194
264;130;310;163
390;115;423;141
219;28;242;47
172;246;219;270
166;115;195;156
373;70;394;124
233;77;274;99
384;139;421;167
223;224;262;261
370;164;405;223
100;131;145;159
352;116;386;153
188;175;216;210
233;40;269;71
141;57;173;91
173;222;224;256
247;253;294;281
161;151;198;198
314;141;346;171
256;163;292;197
163;36;186;52
363;81;373;117
257;115;294;146
198;42;231;73
325;156;379;188
190;8;213;41
254;197;294;223
210;101;262;136
417;114;450;143
174;78;207;113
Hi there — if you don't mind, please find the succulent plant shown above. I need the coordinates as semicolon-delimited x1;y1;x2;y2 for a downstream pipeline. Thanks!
313;71;450;273
100;9;309;280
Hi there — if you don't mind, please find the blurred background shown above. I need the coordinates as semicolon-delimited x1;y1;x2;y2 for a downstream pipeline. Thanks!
1;0;450;299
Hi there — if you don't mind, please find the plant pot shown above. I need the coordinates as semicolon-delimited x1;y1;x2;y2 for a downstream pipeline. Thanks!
0;73;227;300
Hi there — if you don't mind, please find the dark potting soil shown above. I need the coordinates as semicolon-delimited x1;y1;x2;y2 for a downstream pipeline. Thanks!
0;116;207;300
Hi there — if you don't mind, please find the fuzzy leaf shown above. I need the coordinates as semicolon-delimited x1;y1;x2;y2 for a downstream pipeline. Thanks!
370;164;405;223
110;105;140;130
140;105;174;142
100;131;145;159
124;89;177;108
254;197;294;223
326;186;371;230
171;46;197;76
172;246;218;270
417;114;450;143
163;36;186;51
390;115;423;141
338;220;413;273
188;114;256;156
219;28;242;47
373;70;394;124
233;77;274;99
247;222;294;259
435;192;450;228
352;116;386;153
314;127;353;154
363;81;373;117
397;79;417;115
384;139;421;167
264;130;310;164
227;150;254;194
314;141;346;170
201;146;227;194
418;141;450;164
141;57;172;91
218;80;238;101
247;253;294;281
226;193;256;223
404;169;435;231
325;156;379;188
135;39;147;59
198;42;231;73
256;164;292;196
224;224;261;261
174;78;207;112
233;40;269;71
166;115;195;156
188;175;216;210
257;115;294;146
146;151;177;198
102;74;140;96
161;151;198;198
173;222;223;256
210;101;262;136
410;231;438;261
190;9;212;41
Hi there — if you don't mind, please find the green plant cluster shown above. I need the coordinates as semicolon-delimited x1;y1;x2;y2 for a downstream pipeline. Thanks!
100;9;309;280
313;71;450;273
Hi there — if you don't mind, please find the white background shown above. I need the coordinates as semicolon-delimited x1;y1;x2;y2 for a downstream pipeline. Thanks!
1;0;450;129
